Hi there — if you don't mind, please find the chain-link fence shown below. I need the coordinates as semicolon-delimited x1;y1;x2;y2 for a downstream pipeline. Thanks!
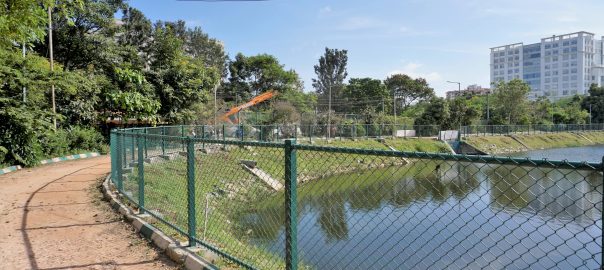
110;127;603;269
462;123;604;137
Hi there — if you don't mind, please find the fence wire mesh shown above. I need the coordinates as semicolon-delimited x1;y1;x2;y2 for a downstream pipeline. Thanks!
111;127;603;270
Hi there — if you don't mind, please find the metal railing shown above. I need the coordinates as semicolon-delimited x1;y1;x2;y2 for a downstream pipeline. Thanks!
462;123;604;137
110;127;603;269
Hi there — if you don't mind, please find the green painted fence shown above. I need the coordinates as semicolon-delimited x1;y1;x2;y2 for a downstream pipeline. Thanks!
110;127;603;269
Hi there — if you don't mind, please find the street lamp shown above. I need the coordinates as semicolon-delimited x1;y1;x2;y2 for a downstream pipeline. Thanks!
446;81;461;96
446;81;462;139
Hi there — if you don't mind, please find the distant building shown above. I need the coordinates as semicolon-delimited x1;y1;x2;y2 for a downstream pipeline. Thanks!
446;85;491;99
490;31;604;100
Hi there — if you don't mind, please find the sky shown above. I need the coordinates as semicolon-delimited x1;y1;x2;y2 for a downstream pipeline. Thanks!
128;0;604;97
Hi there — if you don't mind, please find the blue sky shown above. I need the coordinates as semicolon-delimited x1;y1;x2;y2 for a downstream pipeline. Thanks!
129;0;604;96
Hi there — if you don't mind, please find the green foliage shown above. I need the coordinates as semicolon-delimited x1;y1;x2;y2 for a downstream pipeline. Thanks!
0;103;51;166
343;78;388;114
384;74;435;112
581;84;604;123
415;97;450;128
39;129;71;157
271;101;301;124
490;79;531;124
447;97;482;127
67;126;106;153
313;48;348;113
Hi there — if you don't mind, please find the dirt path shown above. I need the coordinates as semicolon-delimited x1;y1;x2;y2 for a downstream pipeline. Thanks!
0;156;177;270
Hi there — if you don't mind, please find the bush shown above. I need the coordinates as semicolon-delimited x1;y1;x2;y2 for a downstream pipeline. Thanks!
0;106;45;166
68;126;106;153
39;129;71;157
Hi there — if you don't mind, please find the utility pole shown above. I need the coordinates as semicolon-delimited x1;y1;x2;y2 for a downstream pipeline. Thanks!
213;84;218;127
48;6;57;129
589;104;592;125
327;83;331;139
22;42;26;103
486;92;490;124
447;81;462;139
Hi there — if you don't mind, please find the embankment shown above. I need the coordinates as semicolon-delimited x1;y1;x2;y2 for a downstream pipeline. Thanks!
463;131;604;155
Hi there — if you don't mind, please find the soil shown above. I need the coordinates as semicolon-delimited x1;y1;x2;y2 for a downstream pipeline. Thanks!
0;156;178;270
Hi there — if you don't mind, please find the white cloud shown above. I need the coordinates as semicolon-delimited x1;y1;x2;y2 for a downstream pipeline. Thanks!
387;62;442;82
337;16;386;31
319;6;332;14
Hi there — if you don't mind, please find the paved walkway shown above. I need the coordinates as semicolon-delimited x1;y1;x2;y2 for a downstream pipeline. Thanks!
0;156;176;270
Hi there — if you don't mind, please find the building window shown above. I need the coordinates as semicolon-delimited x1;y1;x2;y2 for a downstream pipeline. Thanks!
571;47;577;52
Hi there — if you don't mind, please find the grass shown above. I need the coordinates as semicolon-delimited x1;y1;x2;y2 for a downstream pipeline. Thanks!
464;131;604;154
121;137;449;269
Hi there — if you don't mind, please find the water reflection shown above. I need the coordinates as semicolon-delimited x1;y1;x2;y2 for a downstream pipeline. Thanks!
240;160;602;269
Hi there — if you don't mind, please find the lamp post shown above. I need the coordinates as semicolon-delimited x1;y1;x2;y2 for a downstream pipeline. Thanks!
48;6;56;129
446;81;462;140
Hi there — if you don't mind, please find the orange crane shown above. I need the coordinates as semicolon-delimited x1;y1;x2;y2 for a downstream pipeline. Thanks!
220;91;276;124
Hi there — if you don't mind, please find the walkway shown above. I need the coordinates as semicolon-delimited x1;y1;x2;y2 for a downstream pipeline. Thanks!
0;156;176;270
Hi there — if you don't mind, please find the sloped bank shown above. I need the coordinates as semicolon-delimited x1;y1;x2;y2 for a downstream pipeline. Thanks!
463;131;604;155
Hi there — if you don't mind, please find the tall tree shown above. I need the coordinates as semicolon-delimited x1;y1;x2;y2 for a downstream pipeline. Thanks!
490;79;531;124
225;53;301;101
415;97;450;128
312;48;348;112
384;74;434;113
184;27;227;75
581;84;604;123
343;78;388;114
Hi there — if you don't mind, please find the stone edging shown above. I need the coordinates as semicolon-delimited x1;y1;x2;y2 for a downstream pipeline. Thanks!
0;152;101;176
101;175;217;270
0;165;22;175
40;152;101;165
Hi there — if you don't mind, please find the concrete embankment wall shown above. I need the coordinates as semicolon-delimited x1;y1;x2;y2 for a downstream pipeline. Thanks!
463;131;604;155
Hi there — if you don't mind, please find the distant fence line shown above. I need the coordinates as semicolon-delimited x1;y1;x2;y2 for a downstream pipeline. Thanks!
128;123;604;143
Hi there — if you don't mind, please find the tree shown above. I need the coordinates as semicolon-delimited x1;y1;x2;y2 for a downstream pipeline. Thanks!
448;97;481;127
0;0;83;48
343;78;388;114
225;53;301;101
581;84;604;123
34;0;124;70
490;79;531;124
184;27;227;75
415;97;450;128
384;74;434;114
312;48;348;112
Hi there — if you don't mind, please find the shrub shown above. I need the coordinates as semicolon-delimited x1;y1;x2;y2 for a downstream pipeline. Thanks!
39;129;71;157
68;126;106;153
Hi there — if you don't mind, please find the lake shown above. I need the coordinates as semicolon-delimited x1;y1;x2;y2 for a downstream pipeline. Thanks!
241;146;603;269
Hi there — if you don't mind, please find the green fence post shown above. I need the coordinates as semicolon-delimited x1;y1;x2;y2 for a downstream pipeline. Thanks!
130;130;135;162
201;125;205;149
161;126;166;156
186;137;197;247
144;128;148;158
110;131;116;183
284;139;298;270
222;124;226;150
137;132;145;214
116;132;123;192
182;125;186;151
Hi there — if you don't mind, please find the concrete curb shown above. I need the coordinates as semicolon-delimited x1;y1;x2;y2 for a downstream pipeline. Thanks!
0;152;101;176
40;152;101;165
0;165;22;175
101;175;218;270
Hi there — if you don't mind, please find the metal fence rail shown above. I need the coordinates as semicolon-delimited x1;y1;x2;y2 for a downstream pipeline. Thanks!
110;128;603;269
462;123;604;137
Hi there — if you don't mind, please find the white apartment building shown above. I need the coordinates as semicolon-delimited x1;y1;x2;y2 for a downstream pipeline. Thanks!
490;31;604;100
